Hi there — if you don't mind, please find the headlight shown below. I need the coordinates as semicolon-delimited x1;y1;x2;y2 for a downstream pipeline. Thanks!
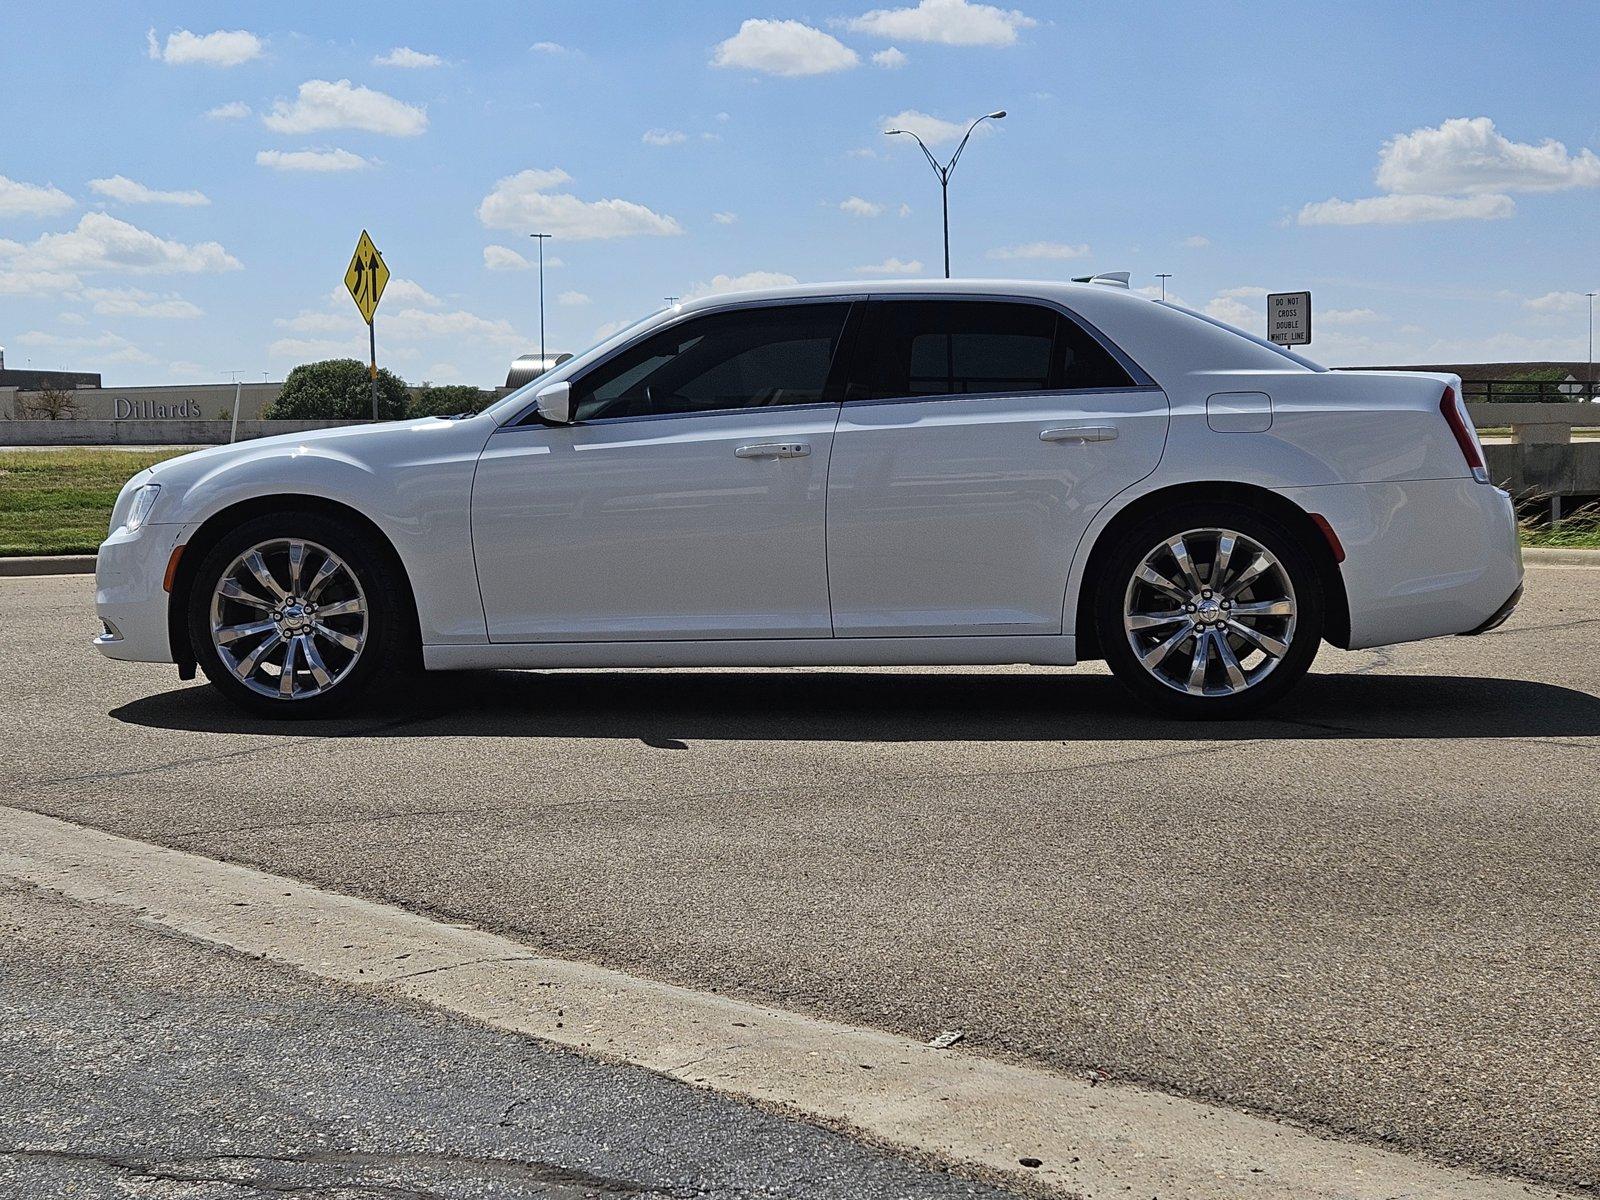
124;483;161;533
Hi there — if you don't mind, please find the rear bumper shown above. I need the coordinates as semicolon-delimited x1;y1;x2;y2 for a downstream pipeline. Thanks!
94;523;185;663
1458;581;1522;636
1291;478;1523;650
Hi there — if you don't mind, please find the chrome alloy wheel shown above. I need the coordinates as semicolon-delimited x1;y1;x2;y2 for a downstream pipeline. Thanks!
208;538;368;700
1122;528;1298;698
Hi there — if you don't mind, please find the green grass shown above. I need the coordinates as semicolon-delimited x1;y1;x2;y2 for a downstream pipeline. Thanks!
0;449;191;556
2;446;1597;557
1520;508;1600;549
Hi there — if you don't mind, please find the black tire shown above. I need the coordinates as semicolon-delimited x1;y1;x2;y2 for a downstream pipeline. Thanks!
1094;502;1324;719
187;510;416;719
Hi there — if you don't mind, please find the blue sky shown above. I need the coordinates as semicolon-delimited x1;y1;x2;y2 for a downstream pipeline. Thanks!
3;0;1599;385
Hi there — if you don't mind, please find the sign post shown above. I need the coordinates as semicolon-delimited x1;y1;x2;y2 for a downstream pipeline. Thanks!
343;230;390;420
1266;291;1311;348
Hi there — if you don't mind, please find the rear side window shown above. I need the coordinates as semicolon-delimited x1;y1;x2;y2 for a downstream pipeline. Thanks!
571;303;851;421
853;299;1136;400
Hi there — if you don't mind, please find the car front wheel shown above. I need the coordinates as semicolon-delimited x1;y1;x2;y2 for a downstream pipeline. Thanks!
187;512;411;718
1095;503;1324;718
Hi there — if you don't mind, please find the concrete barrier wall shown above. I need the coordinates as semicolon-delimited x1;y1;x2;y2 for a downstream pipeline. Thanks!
0;419;362;446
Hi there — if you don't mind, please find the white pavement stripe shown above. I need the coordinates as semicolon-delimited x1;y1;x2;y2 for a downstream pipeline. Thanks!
0;804;1557;1200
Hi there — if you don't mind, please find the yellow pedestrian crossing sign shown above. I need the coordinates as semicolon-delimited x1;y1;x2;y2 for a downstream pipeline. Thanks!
343;230;389;324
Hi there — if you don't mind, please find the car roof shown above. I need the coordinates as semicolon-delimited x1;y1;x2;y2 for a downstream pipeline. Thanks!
676;277;1144;314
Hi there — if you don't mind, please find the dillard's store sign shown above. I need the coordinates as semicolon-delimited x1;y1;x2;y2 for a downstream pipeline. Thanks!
112;396;206;419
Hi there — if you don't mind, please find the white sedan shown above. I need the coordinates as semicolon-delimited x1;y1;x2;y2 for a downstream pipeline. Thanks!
95;279;1523;718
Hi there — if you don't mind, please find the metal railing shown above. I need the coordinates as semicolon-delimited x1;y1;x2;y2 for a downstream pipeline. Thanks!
1461;378;1598;403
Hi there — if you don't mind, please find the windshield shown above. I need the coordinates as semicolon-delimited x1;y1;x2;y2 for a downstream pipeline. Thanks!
481;306;669;423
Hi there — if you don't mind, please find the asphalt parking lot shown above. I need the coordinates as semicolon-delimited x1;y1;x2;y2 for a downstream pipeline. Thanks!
3;567;1598;1191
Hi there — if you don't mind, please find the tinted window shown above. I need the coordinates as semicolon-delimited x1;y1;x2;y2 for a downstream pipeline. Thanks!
571;303;851;421
854;300;1136;400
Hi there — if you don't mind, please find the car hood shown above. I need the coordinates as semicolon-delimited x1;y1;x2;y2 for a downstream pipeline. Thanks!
144;416;487;486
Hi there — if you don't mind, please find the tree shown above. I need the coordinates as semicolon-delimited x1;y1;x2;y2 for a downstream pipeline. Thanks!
410;384;492;417
17;387;80;420
264;359;410;421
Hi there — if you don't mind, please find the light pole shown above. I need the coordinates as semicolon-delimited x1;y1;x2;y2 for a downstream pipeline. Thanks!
529;233;552;367
1156;273;1172;301
1587;292;1596;401
884;111;1006;278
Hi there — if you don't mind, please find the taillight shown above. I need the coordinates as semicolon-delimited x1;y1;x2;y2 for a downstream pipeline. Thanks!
1439;385;1489;484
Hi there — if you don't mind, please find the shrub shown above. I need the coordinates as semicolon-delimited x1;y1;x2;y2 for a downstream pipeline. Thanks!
410;384;493;417
265;359;410;421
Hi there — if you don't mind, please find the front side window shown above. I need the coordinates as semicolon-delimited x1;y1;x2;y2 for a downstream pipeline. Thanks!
854;299;1137;400
570;303;852;421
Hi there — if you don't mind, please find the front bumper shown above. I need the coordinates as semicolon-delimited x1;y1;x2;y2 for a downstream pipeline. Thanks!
94;523;186;663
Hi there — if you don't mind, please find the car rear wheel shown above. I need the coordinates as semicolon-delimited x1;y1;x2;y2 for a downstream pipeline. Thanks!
1095;503;1324;718
187;512;413;718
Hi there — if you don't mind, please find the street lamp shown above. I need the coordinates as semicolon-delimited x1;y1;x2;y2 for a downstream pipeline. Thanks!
1588;292;1596;402
884;110;1006;278
1156;273;1172;301
529;233;552;367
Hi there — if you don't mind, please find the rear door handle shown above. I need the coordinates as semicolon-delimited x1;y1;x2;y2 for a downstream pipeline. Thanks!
734;442;811;459
1040;425;1118;443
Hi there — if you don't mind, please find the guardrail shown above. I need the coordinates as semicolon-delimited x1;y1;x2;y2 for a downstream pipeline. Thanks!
1462;379;1598;403
1466;404;1600;517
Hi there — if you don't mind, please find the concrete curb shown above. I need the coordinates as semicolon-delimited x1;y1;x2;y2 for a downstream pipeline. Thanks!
1522;546;1600;566
1;803;1560;1200
0;554;96;577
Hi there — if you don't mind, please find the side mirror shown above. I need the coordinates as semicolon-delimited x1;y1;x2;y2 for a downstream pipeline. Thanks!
534;381;573;425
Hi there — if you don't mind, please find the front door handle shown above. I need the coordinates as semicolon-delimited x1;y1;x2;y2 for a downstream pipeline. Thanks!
1040;425;1118;443
734;442;811;459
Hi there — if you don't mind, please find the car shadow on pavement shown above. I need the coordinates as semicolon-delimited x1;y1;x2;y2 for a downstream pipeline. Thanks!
110;669;1600;742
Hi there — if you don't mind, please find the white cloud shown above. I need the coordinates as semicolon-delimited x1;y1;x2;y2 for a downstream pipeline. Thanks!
1524;291;1593;314
872;46;909;68
424;363;461;380
374;47;443;68
846;0;1036;46
642;129;688;146
89;175;210;207
59;310;88;324
715;111;731;123
1181;234;1210;248
1203;296;1258;327
256;148;372;172
147;27;262;67
712;19;858;77
14;328;158;365
264;79;427;137
683;270;800;300
530;41;570;54
83;286;203;318
712;211;738;225
0;175;75;218
1216;286;1267;299
847;147;878;159
205;101;252;120
1296;193;1514;226
0;269;80;295
382;278;442;307
0;212;240;275
1319;307;1380;326
268;336;356;360
840;196;885;217
898;202;911;217
880;108;991;146
483;245;531;270
986;241;1091;260
169;360;208;377
477;168;683;240
557;290;590;306
855;257;923;274
386;307;523;345
275;310;351;335
1375;117;1600;195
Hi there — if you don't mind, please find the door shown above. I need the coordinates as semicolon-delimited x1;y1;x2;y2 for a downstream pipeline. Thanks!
473;301;856;642
826;297;1168;637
